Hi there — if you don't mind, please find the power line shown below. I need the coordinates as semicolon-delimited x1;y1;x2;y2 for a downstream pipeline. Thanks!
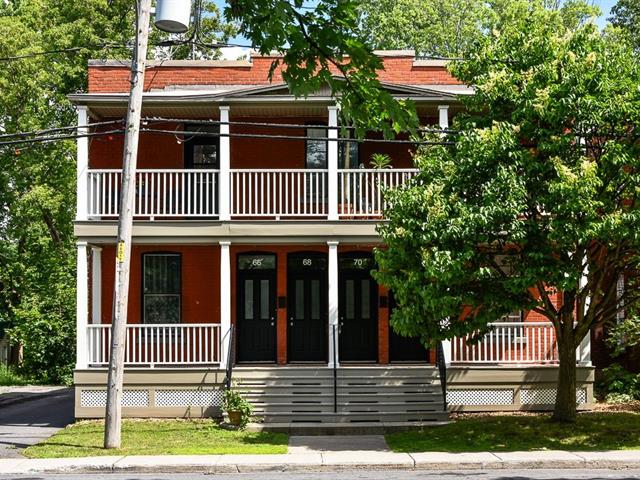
0;43;132;62
0;120;124;140
0;129;125;148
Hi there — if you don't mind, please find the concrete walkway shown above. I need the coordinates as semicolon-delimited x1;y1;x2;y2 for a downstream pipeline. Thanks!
1;449;640;474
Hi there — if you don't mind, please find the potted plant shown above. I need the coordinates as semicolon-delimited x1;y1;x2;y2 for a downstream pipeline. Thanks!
369;153;392;169
223;389;253;429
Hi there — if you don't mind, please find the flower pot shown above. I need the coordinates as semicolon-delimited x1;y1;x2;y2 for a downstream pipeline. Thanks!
227;410;243;426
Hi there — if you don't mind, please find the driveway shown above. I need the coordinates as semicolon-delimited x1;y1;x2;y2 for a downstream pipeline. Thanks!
0;387;74;458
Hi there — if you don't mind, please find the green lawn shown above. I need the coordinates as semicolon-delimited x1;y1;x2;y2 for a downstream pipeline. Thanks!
24;419;288;458
386;411;640;452
0;365;29;386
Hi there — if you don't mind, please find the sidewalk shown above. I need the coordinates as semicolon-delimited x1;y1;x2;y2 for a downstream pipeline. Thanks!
2;449;640;474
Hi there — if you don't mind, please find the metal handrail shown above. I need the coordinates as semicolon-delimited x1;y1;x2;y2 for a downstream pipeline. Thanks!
332;324;338;414
224;325;235;390
435;340;448;411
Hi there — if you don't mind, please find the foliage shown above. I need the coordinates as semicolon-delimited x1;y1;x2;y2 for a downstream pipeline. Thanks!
370;153;392;169
24;419;287;458
386;412;640;452
225;0;417;138
609;0;640;51
357;0;600;58
223;389;253;429
599;364;640;400
606;315;640;357
374;3;640;423
0;364;29;386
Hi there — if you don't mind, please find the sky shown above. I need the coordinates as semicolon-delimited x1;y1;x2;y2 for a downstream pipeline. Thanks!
214;0;620;59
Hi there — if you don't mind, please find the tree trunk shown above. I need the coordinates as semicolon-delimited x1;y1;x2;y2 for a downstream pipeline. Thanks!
552;326;577;422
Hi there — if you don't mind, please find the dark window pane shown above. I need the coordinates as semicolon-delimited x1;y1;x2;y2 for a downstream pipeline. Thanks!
144;295;180;324
238;254;276;270
295;279;304;320
260;279;270;320
346;279;355;320
361;280;370;319
311;279;320;320
244;279;254;320
306;128;327;169
193;144;217;167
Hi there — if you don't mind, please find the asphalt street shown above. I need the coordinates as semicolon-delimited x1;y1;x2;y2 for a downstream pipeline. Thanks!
0;388;74;458
1;469;640;479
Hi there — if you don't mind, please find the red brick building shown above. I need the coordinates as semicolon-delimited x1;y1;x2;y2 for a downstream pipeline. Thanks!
72;51;594;422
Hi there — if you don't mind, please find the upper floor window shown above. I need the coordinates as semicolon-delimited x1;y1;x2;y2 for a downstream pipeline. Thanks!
305;126;360;169
142;253;181;324
185;125;219;169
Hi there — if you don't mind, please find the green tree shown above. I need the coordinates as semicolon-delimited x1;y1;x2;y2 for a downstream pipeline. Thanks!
357;0;600;58
374;7;640;422
0;0;234;383
610;0;640;51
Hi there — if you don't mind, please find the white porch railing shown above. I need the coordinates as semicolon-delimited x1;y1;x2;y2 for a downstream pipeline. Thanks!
338;169;418;217
85;168;421;220
87;169;219;218
230;169;328;217
451;322;559;364
87;323;222;367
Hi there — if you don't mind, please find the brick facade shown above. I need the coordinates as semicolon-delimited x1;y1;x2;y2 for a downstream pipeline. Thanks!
87;55;460;93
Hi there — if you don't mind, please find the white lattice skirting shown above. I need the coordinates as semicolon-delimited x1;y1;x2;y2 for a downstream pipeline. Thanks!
447;389;514;405
448;387;588;406
80;389;223;408
521;387;587;405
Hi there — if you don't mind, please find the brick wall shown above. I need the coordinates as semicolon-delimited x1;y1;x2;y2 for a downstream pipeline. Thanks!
88;55;461;93
98;245;220;325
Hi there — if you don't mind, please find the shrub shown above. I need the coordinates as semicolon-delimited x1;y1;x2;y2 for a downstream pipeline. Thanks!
606;393;635;404
600;364;640;401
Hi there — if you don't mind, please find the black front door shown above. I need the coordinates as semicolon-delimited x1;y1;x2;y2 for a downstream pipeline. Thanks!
339;253;378;362
388;293;428;362
236;253;277;362
287;253;328;362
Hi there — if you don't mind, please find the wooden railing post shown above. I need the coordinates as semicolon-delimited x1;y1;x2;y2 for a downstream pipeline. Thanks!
219;106;231;221
327;106;339;220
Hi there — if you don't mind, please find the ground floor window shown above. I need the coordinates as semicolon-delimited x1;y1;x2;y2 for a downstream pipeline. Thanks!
142;253;181;324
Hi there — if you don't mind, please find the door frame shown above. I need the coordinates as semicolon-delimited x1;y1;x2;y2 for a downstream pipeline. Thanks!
338;251;379;362
235;251;278;363
286;251;328;363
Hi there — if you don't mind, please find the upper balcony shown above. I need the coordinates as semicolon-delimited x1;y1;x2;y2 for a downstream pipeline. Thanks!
74;55;470;224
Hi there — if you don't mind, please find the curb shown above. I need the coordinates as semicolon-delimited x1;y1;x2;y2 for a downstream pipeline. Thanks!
2;451;640;474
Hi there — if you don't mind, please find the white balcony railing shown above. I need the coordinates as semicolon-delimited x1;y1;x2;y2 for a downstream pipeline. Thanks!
451;322;559;364
87;323;222;367
87;169;219;218
230;169;328;217
338;169;418;217
84;168;420;220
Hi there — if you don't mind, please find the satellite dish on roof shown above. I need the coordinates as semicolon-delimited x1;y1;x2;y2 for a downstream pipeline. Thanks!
155;0;192;33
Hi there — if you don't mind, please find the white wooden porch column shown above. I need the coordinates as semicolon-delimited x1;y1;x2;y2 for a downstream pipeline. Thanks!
76;106;89;221
76;242;89;369
219;241;231;367
219;106;231;221
327;106;339;221
577;257;592;366
441;339;452;365
91;246;102;324
438;105;449;130
327;241;339;367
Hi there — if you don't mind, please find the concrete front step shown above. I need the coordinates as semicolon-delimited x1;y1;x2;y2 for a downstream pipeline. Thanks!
236;385;442;395
240;392;442;403
255;411;450;423
251;401;444;413
245;420;450;435
235;378;440;387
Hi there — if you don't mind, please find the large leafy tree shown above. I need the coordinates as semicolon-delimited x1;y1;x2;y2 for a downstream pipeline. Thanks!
0;0;234;383
357;0;600;58
610;0;640;51
374;5;640;421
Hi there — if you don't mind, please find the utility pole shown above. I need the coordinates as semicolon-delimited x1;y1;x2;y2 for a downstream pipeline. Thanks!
104;0;152;449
